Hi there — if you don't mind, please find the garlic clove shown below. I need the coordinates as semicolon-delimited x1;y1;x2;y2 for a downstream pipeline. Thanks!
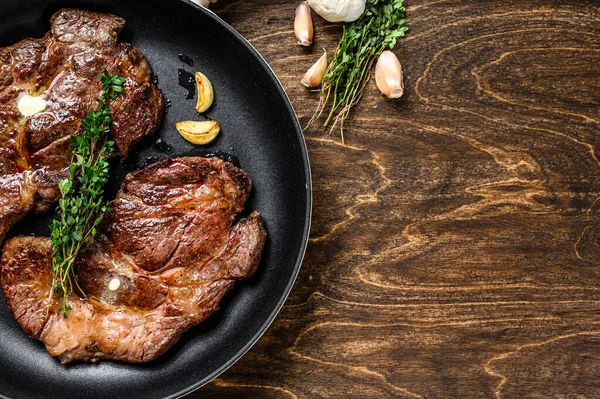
195;71;214;113
301;50;328;88
176;120;221;145
295;2;313;47
375;50;404;99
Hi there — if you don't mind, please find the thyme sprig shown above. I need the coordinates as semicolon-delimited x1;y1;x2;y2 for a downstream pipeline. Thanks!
308;0;408;143
49;70;126;316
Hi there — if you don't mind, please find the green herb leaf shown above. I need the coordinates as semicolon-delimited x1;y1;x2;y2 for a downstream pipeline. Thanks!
307;0;408;143
49;70;126;316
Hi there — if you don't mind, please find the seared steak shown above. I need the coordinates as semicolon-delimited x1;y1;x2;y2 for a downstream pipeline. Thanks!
1;157;266;363
0;9;164;243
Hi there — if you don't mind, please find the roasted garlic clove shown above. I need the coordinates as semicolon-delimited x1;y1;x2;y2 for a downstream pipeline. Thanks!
295;2;314;46
195;71;214;113
301;50;327;88
375;50;404;99
176;120;221;145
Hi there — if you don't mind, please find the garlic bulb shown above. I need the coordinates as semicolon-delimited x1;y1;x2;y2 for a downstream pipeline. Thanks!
307;0;366;23
190;0;215;8
375;50;404;98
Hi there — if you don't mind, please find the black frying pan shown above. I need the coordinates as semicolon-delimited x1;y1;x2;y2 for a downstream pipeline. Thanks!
0;1;311;398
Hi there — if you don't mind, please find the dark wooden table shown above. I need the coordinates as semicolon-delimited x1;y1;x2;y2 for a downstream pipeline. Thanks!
191;0;600;397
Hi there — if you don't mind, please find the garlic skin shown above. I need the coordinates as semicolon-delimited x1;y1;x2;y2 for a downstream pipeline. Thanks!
295;2;314;46
375;50;404;99
302;50;328;88
307;0;366;23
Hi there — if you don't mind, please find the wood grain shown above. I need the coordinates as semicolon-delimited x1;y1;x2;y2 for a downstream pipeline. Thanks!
189;0;600;397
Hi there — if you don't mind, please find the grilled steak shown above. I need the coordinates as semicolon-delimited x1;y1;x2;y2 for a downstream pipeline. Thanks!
0;9;164;243
1;157;266;363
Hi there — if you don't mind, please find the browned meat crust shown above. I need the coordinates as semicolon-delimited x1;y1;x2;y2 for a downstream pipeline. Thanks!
1;157;266;363
0;8;164;244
